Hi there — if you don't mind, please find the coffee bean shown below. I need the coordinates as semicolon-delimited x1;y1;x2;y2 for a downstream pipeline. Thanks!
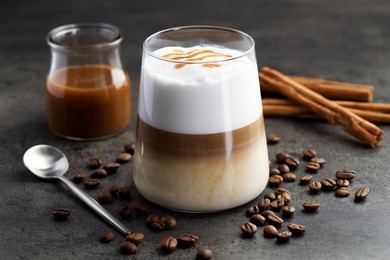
282;205;296;218
98;191;114;204
282;172;296;182
300;174;313;184
52;208;70;221
73;171;85;183
83;178;101;189
264;192;276;201
303;201;320;212
126;232;144;245
276;231;292;243
308;181;322;193
263;225;278;238
99;231;114;243
177;234;199;247
267;134;281;144
278;164;290;174
151;219;165;231
268;214;284;226
257;198;271;212
133;203;149;215
320;178;336;190
310;157;326;166
287;223;306;236
103;162;120;174
117;152;132;163
250;214;266;226
275;187;291;197
306;161;320;173
161;236;177;253
197;248;213;260
106;185;119;197
268;175;283;186
276;152;290;163
246;205;260;217
336;179;350;187
124;143;136;155
277;193;291;204
91;168;107;179
270;200;280;211
303;149;317;160
118;187;131;199
146;213;160;226
285;157;300;170
118;206;133;219
335;169;355;180
241;222;257;237
269;168;281;176
355;187;369;201
335;187;350;197
120;241;138;255
161;215;177;230
261;210;276;220
88;157;102;169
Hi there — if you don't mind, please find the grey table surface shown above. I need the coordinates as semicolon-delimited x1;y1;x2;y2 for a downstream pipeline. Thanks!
1;0;390;259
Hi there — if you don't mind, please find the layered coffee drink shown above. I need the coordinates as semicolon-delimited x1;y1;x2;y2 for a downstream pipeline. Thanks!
134;27;268;212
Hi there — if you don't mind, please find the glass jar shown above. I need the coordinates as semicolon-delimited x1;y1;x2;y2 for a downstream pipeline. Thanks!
46;23;131;140
134;26;269;212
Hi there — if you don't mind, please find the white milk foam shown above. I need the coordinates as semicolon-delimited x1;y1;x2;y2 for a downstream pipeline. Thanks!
139;45;262;134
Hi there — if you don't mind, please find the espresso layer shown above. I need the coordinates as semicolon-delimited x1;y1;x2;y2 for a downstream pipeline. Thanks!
136;115;264;151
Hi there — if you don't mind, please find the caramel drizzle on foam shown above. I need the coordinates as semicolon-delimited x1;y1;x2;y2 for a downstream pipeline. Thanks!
162;49;232;69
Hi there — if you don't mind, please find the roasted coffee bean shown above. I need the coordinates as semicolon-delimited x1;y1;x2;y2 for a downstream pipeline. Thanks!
310;157;326;166
268;214;284;226
269;168;281;176
278;164;290;174
83;178;101;189
91;168;107;179
73;171;85;183
103;162;120;174
118;206;133;219
263;225;279;238
287;223;306;236
267;134;281;144
336;179;350;187
117;152;132;163
335;187;350;197
133;203;149;215
321;178;336;190
257;198;271;211
177;234;199;247
99;231;114;243
120;241;138;255
161;236;178;253
285;157;300;170
88;157;102;169
336;169;355;180
308;181;322;193
355;187;369;201
151;219;165;231
277;193;291;204
246;205;260;217
261;210;276;220
118;187;131;199
146;213;160;226
106;185;119;197
250;214;266;226
276;152;290;163
268;175;283;186
197;248;213;260
52;208;70;220
300;174;313;184
282;205;296;218
276;231;292;243
161;215;177;230
270;200;280;211
275;187;291;197
303;149;317;160
98;191;114;204
124;143;136;155
282;172;296;182
126;232;144;245
306;161;321;173
303;201;320;212
264;192;276;201
241;222;257;237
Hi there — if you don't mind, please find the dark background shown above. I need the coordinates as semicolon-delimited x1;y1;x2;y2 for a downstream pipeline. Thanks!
1;0;390;259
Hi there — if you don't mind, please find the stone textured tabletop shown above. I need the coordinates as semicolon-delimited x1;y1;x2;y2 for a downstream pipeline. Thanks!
1;0;390;259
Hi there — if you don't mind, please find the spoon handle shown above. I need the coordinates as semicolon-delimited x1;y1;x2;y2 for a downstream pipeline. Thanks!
58;176;130;235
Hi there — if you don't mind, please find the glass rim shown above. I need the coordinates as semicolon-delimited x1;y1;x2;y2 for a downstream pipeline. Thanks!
143;25;255;64
47;23;123;50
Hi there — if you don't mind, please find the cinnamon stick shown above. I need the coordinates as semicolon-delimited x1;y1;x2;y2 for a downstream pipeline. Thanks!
259;74;374;102
260;67;383;148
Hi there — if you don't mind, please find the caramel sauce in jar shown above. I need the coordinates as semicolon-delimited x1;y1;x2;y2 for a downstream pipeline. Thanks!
46;64;131;140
